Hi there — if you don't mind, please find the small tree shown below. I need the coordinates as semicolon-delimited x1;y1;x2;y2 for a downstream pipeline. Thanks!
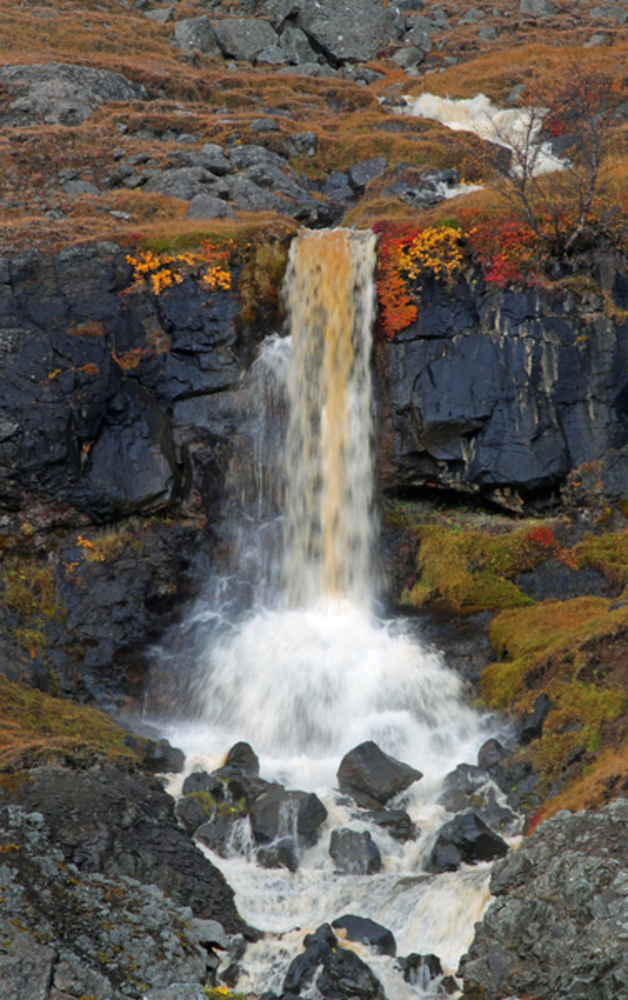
487;63;625;257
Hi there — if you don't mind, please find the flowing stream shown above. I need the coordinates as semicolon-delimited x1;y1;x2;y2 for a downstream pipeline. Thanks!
163;229;509;999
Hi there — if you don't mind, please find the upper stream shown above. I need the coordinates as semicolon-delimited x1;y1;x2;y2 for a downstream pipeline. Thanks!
161;229;509;999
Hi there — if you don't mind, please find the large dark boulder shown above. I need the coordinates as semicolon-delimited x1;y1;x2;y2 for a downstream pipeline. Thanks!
426;811;509;873
283;924;337;995
337;741;422;805
329;828;382;875
331;914;396;957
317;946;385;1000
248;786;327;847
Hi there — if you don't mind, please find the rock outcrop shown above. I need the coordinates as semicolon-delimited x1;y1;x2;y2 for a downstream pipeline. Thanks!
459;800;628;1000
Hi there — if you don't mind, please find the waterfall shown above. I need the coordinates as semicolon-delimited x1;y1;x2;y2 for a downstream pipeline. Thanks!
283;228;377;608
161;229;504;999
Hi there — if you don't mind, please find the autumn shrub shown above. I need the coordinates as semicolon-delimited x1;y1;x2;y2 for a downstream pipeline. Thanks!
373;221;465;338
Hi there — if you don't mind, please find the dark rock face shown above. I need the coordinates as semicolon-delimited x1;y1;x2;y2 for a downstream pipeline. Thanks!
0;63;145;127
329;827;383;874
459;800;628;1000
12;763;244;934
426;811;509;873
380;278;628;507
0;805;215;1000
331;914;396;956
337;740;423;804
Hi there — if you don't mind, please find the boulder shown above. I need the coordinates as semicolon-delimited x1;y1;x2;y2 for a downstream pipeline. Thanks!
224;741;260;775
142;737;185;773
0;63;145;127
214;17;278;62
296;0;403;63
144;166;217;200
439;765;519;836
189;143;232;176
283;924;337;995
519;693;552;744
185;194;238;220
426;811;509;873
182;771;225;798
397;952;442;985
176;793;215;836
279;24;319;64
249;786;327;847
195;802;249;858
317;946;385;1000
348;157;388;193
329;828;382;874
337;741;422;805
364;808;416;841
519;0;557;14
332;914;396;956
257;836;299;872
173;17;222;54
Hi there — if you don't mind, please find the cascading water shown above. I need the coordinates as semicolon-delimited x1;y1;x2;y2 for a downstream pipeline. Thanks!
162;229;511;999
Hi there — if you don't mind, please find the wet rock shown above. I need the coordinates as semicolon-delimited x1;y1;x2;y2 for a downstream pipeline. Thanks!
257;836;299;872
363;808;416;841
337;740;423;805
329;828;382;874
519;693;552;744
176;793;216;835
439;764;519;835
0;63;145;127
283;924;337;995
459;800;628;1000
182;772;225;798
214;17;278;63
477;739;509;773
15;763;244;933
317;945;385;1000
249;786;327;847
185;194;238;220
398;952;442;985
426;811;509;873
173;17;222;54
332;914;396;957
142;737;185;773
195;801;249;858
225;740;261;775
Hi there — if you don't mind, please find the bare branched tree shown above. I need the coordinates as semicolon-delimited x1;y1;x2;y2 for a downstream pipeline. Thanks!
484;64;625;256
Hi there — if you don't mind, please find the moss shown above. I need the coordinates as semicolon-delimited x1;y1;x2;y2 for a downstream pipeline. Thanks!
561;529;628;589
2;558;64;622
404;523;546;615
0;676;136;772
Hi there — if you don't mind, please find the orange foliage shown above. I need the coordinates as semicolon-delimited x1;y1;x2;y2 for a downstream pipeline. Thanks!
373;222;419;339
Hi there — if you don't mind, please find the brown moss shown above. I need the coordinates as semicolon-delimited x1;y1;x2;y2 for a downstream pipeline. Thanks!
0;675;136;772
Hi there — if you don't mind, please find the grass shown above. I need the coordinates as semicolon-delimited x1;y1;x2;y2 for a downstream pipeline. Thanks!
395;502;628;816
0;675;136;772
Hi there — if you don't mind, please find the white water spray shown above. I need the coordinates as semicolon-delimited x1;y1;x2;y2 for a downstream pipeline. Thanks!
165;229;505;999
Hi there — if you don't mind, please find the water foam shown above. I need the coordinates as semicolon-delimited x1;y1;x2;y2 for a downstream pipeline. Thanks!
402;92;566;177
